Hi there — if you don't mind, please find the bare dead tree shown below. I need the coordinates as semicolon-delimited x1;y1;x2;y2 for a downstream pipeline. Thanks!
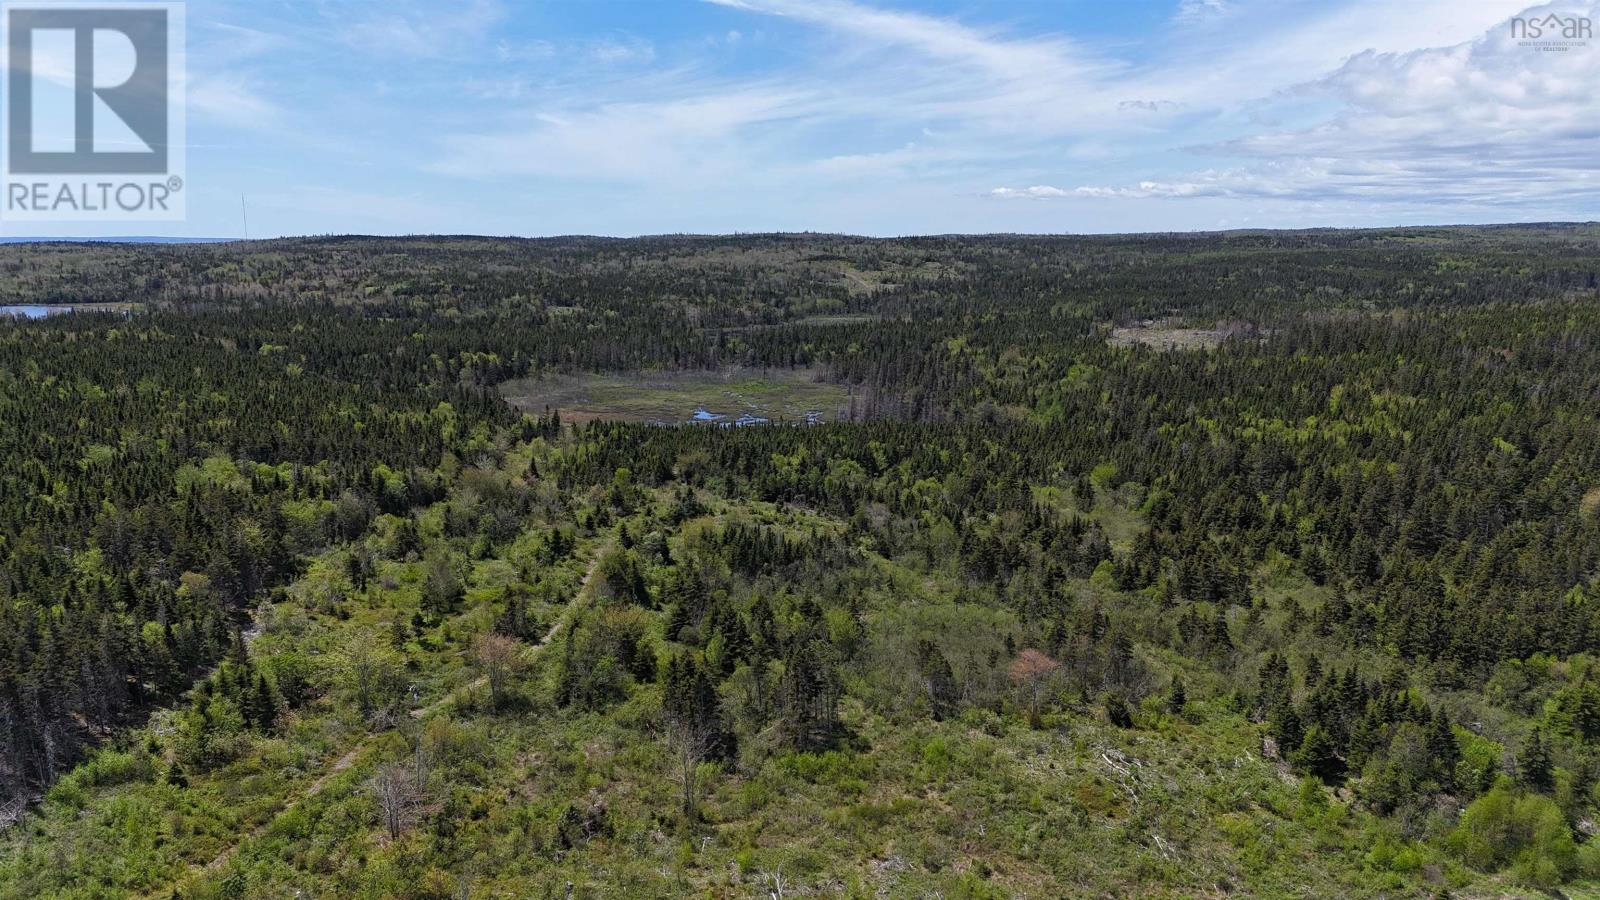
0;790;28;829
666;717;714;821
369;761;423;841
762;867;792;899
395;716;435;788
471;632;523;710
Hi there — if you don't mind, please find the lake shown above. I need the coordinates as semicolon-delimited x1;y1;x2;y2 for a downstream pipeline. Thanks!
0;305;71;318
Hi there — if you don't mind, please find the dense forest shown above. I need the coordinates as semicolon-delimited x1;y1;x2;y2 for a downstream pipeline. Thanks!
2;226;1599;897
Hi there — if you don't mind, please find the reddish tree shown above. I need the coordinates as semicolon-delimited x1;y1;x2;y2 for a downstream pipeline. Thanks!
1009;648;1062;727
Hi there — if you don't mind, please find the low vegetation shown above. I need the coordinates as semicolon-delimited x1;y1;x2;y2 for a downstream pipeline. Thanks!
500;368;856;424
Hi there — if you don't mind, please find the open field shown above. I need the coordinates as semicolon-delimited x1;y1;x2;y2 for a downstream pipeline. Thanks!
500;368;855;424
1108;323;1229;351
1109;326;1225;351
793;312;881;327
1108;318;1265;351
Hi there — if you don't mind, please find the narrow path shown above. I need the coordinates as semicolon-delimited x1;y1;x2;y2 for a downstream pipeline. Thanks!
147;536;614;896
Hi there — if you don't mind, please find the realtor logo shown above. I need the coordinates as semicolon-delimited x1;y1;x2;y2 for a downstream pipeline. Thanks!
2;1;185;221
1510;13;1592;50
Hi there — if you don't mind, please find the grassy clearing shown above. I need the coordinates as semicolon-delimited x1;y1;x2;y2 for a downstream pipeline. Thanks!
1107;324;1229;351
793;313;881;327
500;368;855;425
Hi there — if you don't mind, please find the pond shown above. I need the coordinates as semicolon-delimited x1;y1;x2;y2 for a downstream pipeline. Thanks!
0;305;71;318
689;408;793;427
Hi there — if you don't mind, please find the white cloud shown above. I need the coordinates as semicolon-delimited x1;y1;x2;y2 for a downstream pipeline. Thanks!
495;39;556;62
990;185;1069;199
432;0;1137;187
431;87;808;182
188;74;283;129
197;22;292;60
1083;1;1600;209
1125;0;1533;111
590;37;656;65
707;0;1131;135
415;0;1598;229
1118;100;1184;112
459;77;534;101
707;0;1093;78
254;184;490;233
341;0;506;60
1174;0;1229;24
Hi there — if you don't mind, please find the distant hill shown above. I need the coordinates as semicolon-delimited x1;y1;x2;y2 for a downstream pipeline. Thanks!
0;236;233;244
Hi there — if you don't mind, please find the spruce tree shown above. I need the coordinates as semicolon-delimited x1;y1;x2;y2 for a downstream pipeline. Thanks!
1519;728;1553;793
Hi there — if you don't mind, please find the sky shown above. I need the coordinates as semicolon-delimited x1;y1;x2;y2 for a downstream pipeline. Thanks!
7;0;1599;238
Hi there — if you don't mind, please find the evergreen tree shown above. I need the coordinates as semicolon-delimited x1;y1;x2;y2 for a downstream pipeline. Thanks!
1292;724;1343;783
1427;708;1460;788
1520;728;1553;793
1167;676;1187;714
916;640;958;721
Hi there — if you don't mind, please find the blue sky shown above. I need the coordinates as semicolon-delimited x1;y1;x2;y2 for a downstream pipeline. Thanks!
13;0;1600;237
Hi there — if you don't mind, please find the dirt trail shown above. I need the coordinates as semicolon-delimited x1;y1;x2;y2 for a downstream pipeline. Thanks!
148;537;614;895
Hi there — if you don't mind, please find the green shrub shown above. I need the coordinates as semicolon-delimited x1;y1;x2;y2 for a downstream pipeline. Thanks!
920;736;953;782
44;748;154;810
1449;780;1576;887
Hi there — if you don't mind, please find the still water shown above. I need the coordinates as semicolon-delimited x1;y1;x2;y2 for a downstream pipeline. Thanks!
0;306;70;318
